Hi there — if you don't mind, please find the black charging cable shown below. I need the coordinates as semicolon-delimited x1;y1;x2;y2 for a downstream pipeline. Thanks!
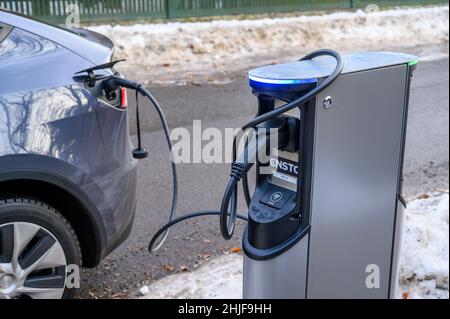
106;77;178;250
238;49;344;209
107;48;344;251
219;49;344;239
132;88;147;159
107;77;249;250
135;84;179;250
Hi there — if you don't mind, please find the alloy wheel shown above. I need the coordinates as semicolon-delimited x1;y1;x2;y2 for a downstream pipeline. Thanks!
0;222;67;299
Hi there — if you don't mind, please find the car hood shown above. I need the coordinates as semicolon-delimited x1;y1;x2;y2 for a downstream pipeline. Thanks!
0;9;113;66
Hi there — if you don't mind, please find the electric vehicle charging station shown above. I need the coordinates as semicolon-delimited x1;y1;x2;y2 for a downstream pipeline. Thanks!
242;52;417;299
77;49;418;299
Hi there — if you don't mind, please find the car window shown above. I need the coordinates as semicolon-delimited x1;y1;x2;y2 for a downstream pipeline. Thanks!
0;22;12;43
0;27;61;63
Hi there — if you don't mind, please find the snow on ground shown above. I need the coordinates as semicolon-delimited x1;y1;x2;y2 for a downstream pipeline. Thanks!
140;192;449;299
139;253;243;299
89;6;449;85
399;193;449;299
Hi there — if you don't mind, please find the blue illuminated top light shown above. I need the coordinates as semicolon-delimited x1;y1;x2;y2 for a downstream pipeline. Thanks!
248;75;318;85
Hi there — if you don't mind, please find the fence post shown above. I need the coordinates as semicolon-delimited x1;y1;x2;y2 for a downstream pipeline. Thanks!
351;0;358;9
33;0;51;17
166;0;177;19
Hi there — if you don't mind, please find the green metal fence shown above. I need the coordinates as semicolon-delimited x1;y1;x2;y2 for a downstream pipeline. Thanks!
0;0;446;24
167;0;351;18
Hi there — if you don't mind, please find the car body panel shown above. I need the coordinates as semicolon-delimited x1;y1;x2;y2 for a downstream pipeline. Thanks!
0;10;138;265
0;28;94;95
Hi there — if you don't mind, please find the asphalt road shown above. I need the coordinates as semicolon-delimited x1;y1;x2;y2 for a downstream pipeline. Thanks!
80;58;449;298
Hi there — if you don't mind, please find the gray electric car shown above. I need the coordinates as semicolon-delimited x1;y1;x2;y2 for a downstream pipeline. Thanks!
0;10;137;298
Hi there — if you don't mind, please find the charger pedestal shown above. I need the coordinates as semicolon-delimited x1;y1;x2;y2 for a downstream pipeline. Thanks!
243;52;417;299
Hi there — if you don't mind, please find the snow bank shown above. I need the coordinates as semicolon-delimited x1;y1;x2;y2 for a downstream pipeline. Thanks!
140;192;449;299
89;6;449;84
399;193;449;299
140;254;243;299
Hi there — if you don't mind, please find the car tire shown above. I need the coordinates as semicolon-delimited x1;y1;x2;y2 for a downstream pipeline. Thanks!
0;197;81;299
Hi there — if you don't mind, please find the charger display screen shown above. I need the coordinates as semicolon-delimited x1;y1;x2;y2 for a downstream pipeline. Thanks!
266;155;299;191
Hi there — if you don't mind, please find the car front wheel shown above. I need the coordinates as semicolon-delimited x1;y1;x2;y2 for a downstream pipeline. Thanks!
0;197;81;299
